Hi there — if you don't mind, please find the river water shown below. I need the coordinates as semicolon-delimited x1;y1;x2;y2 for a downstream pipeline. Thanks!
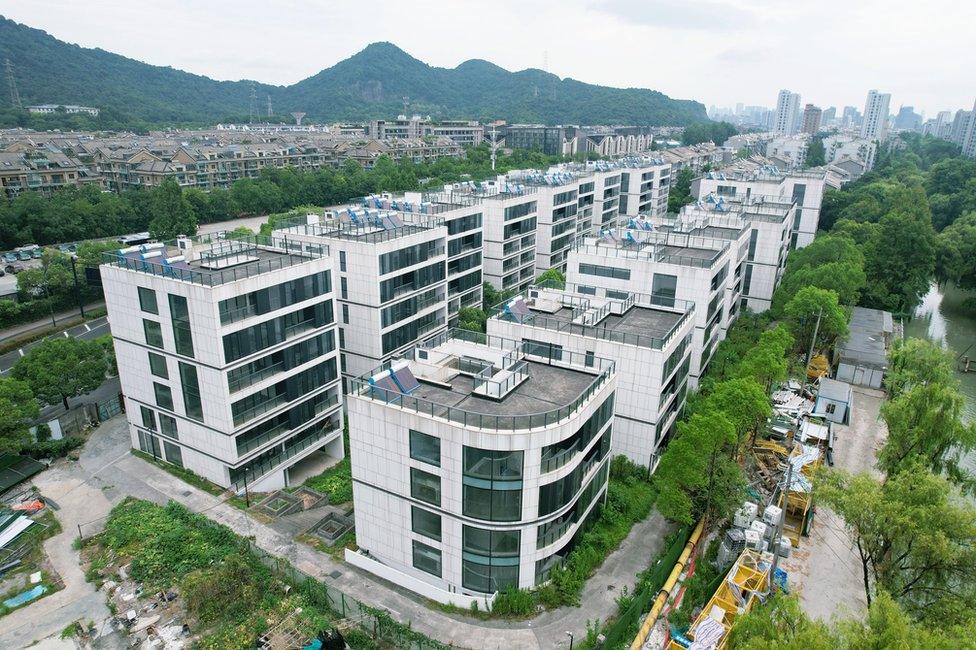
903;283;976;423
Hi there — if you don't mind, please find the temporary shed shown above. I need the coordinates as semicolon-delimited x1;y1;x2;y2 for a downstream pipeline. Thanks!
836;307;893;388
813;378;853;425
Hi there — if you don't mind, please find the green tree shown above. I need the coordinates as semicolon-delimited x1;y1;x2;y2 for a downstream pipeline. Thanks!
697;378;771;442
936;212;976;289
654;410;745;525
535;268;566;288
861;207;936;313
805;137;825;167
0;377;40;452
732;325;794;390
885;338;955;399
878;381;976;487
728;593;837;649
12;337;108;411
457;307;487;333
667;168;696;213
783;287;849;351
817;465;976;616
148;178;197;240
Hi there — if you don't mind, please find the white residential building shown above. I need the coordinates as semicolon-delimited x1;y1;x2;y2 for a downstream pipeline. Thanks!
345;330;617;607
564;229;734;386
101;232;344;491
616;157;672;219
822;134;877;178
773;90;802;135
860;90;891;141
764;135;809;169
694;166;824;248
275;208;450;382
488;284;695;472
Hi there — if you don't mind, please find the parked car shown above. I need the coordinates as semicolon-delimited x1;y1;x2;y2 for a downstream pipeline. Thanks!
17;250;32;261
4;264;21;274
3;252;17;264
31;248;43;259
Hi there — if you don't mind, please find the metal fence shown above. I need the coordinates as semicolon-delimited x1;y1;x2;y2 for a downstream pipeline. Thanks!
245;540;450;650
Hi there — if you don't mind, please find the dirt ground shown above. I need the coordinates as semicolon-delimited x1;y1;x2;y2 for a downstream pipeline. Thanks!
779;386;887;622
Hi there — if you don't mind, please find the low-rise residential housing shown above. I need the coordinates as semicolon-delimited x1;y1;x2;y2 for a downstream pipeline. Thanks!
822;134;877;178
344;330;617;607
27;104;100;117
101;232;345;491
764;135;809;170
488;283;695;472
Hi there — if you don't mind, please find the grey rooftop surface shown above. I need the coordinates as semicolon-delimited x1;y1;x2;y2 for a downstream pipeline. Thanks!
532;305;683;342
657;244;722;262
409;361;596;417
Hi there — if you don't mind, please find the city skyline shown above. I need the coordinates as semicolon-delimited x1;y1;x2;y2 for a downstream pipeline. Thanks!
0;0;972;116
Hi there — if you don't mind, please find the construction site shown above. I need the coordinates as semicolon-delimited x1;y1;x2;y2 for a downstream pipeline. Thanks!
629;367;877;650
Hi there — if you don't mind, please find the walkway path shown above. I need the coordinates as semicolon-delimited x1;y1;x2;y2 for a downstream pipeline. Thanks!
1;416;671;649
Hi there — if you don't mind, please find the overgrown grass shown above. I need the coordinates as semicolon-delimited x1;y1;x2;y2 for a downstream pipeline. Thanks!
300;457;353;504
668;539;723;632
132;449;225;496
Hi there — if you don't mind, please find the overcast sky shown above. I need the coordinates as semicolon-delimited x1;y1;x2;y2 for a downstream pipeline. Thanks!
2;0;972;117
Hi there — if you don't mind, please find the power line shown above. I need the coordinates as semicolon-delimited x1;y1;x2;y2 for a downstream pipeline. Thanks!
4;58;22;109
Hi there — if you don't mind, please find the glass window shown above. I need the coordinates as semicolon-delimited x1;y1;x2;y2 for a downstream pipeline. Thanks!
651;274;677;307
153;382;173;411
342;303;349;324
578;263;630;281
143;319;164;349
159;413;178;439
168;294;194;358
412;540;442;577
409;430;440;467
463;447;523;522
461;526;520;593
410;468;440;506
138;287;158;314
339;250;346;272
140;405;156;431
340;276;348;299
411;506;441;541
179;362;204;422
148;352;168;378
163;441;183;468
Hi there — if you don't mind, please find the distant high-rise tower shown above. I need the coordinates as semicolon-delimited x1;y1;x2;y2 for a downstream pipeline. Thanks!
962;99;976;159
801;104;822;135
4;59;21;109
773;90;802;135
860;90;891;141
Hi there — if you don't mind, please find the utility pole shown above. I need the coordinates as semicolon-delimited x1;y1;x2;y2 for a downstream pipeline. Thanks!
802;307;823;392
490;124;499;171
4;59;21;109
70;257;86;318
769;459;793;592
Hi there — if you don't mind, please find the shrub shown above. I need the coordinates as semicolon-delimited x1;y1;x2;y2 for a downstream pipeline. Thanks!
492;586;535;617
304;457;353;503
21;436;83;459
182;552;269;625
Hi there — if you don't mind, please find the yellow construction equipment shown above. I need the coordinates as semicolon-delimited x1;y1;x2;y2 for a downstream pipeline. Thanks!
667;549;771;650
628;519;705;650
806;354;829;381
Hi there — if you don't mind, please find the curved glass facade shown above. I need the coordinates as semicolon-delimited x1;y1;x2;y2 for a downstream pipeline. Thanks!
462;447;523;522
461;525;520;593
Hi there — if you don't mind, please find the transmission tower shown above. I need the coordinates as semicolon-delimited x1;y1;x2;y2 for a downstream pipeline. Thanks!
249;82;257;123
4;59;21;109
267;94;272;118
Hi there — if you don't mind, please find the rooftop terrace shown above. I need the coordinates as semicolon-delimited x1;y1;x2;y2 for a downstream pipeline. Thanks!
350;329;614;431
102;232;327;287
492;284;692;350
576;229;728;269
275;207;444;244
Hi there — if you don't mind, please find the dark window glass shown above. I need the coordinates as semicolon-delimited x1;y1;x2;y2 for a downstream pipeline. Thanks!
409;430;440;467
163;441;183;468
410;468;441;506
504;201;536;221
447;213;482;235
140;405;156;431
412;540;442;577
168;294;194;357
379;261;446;303
339;250;346;272
153;382;173;411
462;447;523;522
138;287;158;314
159;413;178;439
144;319;164;349
461;526;520;593
222;301;334;363
651;274;677;307
411;506;441;541
382;311;444;355
218;271;332;325
148;352;168;378
379;240;444;275
179;362;204;421
578;263;630;281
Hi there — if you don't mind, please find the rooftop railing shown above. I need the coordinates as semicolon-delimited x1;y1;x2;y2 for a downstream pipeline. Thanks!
574;232;729;269
101;231;327;287
350;329;615;432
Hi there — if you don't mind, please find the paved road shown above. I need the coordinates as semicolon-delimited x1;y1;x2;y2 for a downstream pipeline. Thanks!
0;316;110;374
1;416;672;649
779;386;885;622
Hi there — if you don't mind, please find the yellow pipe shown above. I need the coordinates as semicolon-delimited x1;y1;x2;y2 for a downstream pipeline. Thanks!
629;519;706;650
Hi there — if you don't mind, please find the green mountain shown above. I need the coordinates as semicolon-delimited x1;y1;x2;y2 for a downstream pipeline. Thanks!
0;17;707;126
